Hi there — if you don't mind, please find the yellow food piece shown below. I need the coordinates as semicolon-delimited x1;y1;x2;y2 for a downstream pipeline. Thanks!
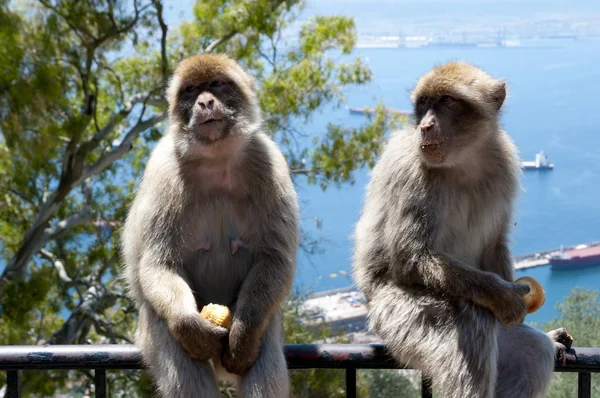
200;303;232;329
514;276;546;314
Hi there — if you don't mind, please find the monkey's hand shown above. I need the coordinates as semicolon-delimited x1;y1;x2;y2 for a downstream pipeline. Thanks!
221;319;261;375
486;281;530;326
169;314;229;362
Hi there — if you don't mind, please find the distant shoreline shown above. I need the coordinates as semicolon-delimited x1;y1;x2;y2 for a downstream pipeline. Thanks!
307;240;600;299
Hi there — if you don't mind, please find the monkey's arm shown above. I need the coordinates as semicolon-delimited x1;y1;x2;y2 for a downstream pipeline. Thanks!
392;245;514;300
479;230;515;282
137;248;229;360
222;197;298;374
137;249;198;321
389;232;528;326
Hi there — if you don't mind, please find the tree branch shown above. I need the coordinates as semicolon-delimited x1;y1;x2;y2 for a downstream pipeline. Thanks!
39;249;73;285
79;91;166;154
151;0;169;84
204;31;238;53
46;283;117;345
43;207;94;241
290;168;320;175
81;110;167;180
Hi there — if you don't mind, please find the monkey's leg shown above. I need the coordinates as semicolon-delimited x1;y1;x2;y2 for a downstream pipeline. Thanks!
238;312;290;398
368;285;498;398
136;302;220;398
496;324;557;398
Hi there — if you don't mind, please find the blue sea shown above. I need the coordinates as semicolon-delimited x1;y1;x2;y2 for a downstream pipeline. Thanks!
291;39;600;324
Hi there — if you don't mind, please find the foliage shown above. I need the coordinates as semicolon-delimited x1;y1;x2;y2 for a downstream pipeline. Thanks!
358;369;420;398
541;288;600;398
0;0;401;395
284;293;352;397
283;293;419;398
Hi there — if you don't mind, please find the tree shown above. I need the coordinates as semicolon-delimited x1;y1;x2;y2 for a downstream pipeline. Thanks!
541;288;600;398
284;293;352;398
284;293;420;398
358;369;420;398
0;0;402;395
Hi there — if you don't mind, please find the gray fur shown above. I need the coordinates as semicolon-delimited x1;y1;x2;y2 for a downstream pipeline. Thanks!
121;55;299;397
352;62;568;398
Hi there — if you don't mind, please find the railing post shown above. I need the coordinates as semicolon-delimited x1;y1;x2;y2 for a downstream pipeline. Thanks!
578;372;591;398
6;370;19;398
421;374;433;398
94;369;107;398
345;368;357;398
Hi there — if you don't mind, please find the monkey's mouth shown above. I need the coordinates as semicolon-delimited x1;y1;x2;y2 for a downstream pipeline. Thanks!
420;141;445;163
420;139;445;149
201;118;224;125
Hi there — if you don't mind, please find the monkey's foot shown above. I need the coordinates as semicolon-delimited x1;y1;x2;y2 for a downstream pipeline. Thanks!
199;237;212;251
229;237;247;255
548;328;575;366
548;327;574;350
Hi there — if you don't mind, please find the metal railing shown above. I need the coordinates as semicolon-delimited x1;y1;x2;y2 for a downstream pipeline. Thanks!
0;344;598;398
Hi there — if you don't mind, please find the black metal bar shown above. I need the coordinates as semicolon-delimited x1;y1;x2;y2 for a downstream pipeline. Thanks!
0;345;142;370
0;344;597;372
345;368;356;398
6;370;19;398
578;372;591;398
421;375;433;398
95;369;107;398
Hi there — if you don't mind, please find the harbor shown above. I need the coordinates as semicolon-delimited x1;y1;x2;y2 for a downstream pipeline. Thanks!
301;241;600;338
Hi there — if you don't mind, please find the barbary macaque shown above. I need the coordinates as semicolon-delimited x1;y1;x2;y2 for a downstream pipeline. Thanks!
121;53;299;397
352;61;573;398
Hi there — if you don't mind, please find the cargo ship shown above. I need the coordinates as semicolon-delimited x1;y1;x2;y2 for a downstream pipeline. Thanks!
349;107;411;117
521;151;554;170
549;244;600;271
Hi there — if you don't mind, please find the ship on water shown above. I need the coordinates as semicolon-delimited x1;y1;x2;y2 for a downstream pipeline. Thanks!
521;151;554;170
348;107;411;117
549;244;600;271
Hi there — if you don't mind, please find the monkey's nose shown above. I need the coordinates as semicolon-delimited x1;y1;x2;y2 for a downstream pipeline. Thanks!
420;123;434;134
198;99;215;110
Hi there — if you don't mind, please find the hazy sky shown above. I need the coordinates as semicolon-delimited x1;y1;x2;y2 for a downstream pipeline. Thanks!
162;0;600;35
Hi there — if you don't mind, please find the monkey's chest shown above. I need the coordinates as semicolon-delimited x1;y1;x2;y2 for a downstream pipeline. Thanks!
183;200;255;307
433;193;505;267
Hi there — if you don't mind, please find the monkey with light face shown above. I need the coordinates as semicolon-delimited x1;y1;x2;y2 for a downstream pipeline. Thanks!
121;54;299;397
352;62;573;398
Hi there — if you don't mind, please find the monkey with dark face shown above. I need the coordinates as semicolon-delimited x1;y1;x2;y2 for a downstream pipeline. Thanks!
352;62;573;398
121;54;299;397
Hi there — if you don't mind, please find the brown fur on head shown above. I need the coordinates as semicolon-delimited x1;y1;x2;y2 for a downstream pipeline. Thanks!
165;54;261;159
410;61;507;168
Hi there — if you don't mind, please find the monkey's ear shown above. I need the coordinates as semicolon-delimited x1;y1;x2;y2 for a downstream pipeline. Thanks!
492;81;506;111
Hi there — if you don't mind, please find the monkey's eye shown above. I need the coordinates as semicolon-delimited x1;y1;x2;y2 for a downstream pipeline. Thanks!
210;80;227;88
418;97;428;105
440;95;454;104
183;85;198;94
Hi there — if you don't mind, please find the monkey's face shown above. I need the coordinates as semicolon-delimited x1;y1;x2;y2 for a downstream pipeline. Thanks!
411;62;507;169
413;94;496;168
176;79;243;145
167;54;261;157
